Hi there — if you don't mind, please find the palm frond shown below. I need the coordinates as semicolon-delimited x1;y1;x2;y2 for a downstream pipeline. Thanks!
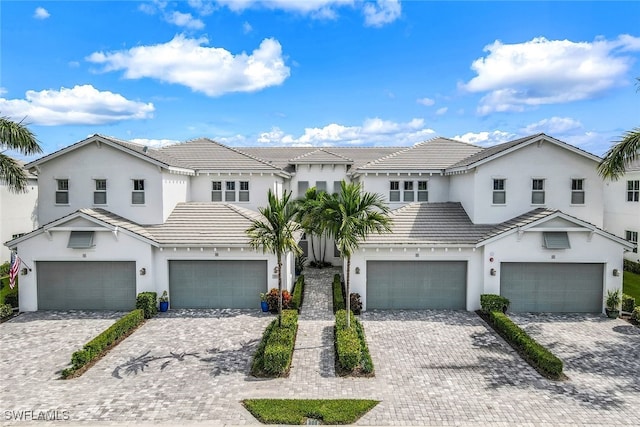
598;128;640;180
0;154;29;193
0;117;42;155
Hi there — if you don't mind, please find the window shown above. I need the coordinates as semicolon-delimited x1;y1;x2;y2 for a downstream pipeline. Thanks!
403;181;414;202
68;231;95;249
56;179;69;204
211;181;222;201
389;181;400;202
239;181;250;202
531;179;545;205
132;179;145;204
543;232;570;249
626;230;638;253
94;179;107;205
225;181;236;202
571;179;585;204
333;181;342;194
316;181;327;193
492;179;505;204
298;181;309;196
417;181;428;202
627;180;640;202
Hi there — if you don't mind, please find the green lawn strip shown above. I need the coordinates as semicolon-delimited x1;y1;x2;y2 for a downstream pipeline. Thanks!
243;399;379;425
623;271;640;303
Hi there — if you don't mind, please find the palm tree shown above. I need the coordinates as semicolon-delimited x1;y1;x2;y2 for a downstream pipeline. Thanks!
296;187;330;265
247;189;302;327
598;78;640;179
322;181;391;328
0;117;42;192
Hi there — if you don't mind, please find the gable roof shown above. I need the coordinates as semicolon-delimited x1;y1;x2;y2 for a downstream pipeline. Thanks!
446;133;602;173
290;148;353;164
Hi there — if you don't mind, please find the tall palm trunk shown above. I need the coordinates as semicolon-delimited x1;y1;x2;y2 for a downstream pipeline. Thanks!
277;256;283;327
346;255;351;329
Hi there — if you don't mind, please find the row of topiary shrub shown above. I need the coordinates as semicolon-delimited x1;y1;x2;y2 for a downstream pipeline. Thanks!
620;293;640;323
61;309;145;378
136;291;158;319
251;310;299;377
334;309;374;376
332;274;345;313
290;275;305;312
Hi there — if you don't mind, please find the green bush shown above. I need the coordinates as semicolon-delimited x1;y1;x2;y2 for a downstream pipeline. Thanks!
624;259;640;274
63;309;144;378
332;274;345;313
136;292;157;319
251;310;298;377
335;309;374;375
480;294;510;313
290;275;305;312
0;303;13;319
488;311;563;379
622;294;635;313
631;307;640;323
3;286;18;308
0;262;10;277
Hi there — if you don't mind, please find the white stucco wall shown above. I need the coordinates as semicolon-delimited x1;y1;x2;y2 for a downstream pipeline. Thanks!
448;171;476;221
189;172;282;211
290;164;350;199
162;171;189;221
0;178;38;262
603;173;640;261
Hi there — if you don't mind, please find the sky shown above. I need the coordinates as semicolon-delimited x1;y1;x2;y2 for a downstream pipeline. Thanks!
1;1;639;161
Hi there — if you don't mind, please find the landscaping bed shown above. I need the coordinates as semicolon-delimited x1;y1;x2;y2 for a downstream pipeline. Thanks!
243;399;378;425
334;309;374;377
332;273;345;313
251;309;298;377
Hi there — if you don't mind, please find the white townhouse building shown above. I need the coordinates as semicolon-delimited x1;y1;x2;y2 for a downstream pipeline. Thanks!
6;133;632;313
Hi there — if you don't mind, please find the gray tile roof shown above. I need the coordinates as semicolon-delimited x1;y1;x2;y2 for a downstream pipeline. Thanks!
290;148;353;164
356;137;484;171
479;208;556;242
96;135;192;169
447;134;543;169
147;203;263;246
239;147;402;170
78;208;158;242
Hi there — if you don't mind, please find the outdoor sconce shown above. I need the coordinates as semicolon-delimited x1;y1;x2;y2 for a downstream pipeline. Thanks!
273;266;279;274
613;269;620;277
355;267;361;274
139;268;146;276
21;268;28;276
490;268;496;276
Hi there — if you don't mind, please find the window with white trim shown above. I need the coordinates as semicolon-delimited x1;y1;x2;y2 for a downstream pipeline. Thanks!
627;180;639;202
403;181;414;202
132;179;145;204
532;179;545;205
212;181;222;201
225;181;236;202
571;179;585;204
56;179;69;204
94;179;107;205
417;181;428;202
239;181;250;202
626;230;638;253
492;179;505;204
389;181;400;202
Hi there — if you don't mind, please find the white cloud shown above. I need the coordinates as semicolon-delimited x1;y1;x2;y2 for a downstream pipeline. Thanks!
87;35;290;97
243;21;253;34
416;97;435;106
253;117;435;147
166;11;205;29
131;138;181;148
34;7;50;19
363;0;401;27
0;87;7;96
0;85;154;126
454;130;516;146
188;0;215;16
462;35;640;115
435;107;448;116
522;117;583;135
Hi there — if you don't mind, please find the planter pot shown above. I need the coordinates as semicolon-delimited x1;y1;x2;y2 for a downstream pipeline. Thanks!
261;301;269;312
605;308;619;319
159;301;169;312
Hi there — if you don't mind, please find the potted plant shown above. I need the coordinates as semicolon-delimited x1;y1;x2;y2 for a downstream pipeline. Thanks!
159;291;169;312
260;293;269;312
605;289;620;318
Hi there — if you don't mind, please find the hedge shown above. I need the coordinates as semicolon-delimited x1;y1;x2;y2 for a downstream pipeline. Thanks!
136;292;157;319
335;310;374;375
290;275;305;312
251;310;298;377
61;309;145;378
480;294;510;313
622;294;635;313
488;311;563;379
624;259;640;274
0;303;13;319
332;274;345;313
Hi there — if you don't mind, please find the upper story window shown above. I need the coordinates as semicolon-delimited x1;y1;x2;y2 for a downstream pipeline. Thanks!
626;230;638;253
239;181;250;202
56;179;69;204
225;181;236;202
316;181;327;193
417;181;428;202
333;181;342;195
403;181;414;202
94;179;107;205
531;179;545;205
132;179;145;204
389;181;400;202
571;179;585;205
492;179;505;205
627;180;639;202
212;181;222;201
212;181;250;202
298;181;309;196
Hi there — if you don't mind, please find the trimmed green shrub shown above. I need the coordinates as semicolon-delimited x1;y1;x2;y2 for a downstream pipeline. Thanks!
136;292;157;319
0;303;13;319
290;275;305;312
622;294;635;313
631;306;640;323
63;309;144;378
488;311;563;379
0;262;10;276
480;294;510;313
624;259;640;274
332;274;345;313
251;309;298;377
335;309;374;375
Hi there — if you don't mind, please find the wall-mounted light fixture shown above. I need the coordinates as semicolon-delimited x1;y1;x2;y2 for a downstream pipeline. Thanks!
490;268;496;276
355;267;361;274
139;267;146;276
21;268;28;276
613;269;620;277
273;266;280;274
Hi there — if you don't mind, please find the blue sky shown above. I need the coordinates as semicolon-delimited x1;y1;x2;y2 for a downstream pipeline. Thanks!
2;1;639;159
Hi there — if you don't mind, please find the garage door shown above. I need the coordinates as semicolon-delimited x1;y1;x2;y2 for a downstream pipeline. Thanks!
37;261;136;310
169;260;267;309
367;261;467;309
500;263;603;313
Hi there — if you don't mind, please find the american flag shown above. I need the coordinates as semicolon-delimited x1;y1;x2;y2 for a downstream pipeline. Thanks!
9;255;20;289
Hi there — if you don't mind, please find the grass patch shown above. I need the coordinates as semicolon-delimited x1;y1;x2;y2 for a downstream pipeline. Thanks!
243;399;378;425
250;310;298;377
334;310;374;377
623;270;640;303
0;276;18;307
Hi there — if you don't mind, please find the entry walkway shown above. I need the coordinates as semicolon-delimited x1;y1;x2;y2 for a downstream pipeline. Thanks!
289;266;339;381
